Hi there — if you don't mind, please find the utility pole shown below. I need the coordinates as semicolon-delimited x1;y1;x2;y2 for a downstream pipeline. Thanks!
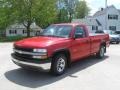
105;0;108;30
105;0;107;8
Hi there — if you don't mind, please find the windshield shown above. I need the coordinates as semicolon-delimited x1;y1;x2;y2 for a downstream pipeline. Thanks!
115;31;120;34
104;30;116;35
41;25;72;38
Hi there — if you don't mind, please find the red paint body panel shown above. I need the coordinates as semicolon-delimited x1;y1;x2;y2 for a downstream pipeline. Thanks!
14;23;109;62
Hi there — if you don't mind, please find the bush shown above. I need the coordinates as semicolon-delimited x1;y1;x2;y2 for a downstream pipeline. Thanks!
0;36;27;42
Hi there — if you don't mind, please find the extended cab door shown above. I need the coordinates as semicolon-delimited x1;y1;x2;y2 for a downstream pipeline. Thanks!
71;26;91;61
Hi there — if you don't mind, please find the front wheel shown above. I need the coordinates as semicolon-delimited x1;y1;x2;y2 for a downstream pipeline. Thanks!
50;54;67;76
96;46;105;59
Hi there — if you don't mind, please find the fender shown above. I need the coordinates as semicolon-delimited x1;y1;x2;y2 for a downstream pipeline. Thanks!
51;48;71;65
52;48;70;57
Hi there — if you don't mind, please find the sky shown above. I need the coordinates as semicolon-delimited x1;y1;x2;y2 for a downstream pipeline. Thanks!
86;0;120;15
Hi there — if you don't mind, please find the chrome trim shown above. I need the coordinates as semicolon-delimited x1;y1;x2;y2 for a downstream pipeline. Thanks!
14;49;46;55
12;58;51;69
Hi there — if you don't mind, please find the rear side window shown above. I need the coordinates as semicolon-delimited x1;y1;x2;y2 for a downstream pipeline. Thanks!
75;26;86;38
95;30;104;33
115;31;120;34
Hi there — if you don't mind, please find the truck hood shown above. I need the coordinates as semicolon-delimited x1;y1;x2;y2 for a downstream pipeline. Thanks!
110;35;119;38
15;36;68;48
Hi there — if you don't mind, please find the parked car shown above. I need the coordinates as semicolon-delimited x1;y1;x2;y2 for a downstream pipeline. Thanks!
11;23;109;75
96;30;120;44
109;34;120;44
115;31;120;37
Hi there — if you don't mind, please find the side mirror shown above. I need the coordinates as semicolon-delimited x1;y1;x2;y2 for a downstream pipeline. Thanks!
74;33;84;39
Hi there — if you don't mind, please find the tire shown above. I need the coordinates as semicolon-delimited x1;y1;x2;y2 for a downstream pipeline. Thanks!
96;45;105;59
51;54;67;76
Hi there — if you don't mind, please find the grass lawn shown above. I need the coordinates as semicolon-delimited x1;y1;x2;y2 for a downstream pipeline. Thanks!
0;36;27;42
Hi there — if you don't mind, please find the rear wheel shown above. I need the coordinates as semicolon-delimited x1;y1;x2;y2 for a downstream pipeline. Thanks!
51;54;67;76
96;45;105;59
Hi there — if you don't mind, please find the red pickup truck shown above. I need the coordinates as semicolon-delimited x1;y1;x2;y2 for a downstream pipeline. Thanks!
11;23;109;75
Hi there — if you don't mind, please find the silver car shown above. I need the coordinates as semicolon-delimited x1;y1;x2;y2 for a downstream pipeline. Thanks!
109;34;120;44
95;30;120;44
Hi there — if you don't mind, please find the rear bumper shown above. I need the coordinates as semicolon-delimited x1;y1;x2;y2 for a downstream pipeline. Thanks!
11;53;51;70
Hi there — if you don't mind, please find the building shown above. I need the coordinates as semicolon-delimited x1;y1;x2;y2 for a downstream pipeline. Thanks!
93;5;120;31
72;18;102;33
5;23;42;37
72;5;120;33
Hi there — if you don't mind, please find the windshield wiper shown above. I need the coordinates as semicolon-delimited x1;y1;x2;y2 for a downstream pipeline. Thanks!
39;35;66;38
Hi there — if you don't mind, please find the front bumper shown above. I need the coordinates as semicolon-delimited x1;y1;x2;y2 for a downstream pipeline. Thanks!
110;38;120;42
11;53;51;70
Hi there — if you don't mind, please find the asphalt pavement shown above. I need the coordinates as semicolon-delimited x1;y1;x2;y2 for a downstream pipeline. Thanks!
0;43;120;90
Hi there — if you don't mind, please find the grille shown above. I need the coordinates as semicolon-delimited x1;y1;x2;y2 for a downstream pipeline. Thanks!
14;52;33;60
111;38;119;40
14;46;33;52
14;46;33;60
13;53;44;64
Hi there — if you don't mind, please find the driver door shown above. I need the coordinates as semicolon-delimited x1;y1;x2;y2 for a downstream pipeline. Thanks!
71;26;91;61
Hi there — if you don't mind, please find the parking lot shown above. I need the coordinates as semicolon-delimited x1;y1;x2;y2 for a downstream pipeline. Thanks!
0;43;120;90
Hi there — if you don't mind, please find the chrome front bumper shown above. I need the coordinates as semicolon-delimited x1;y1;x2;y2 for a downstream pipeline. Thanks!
11;55;51;70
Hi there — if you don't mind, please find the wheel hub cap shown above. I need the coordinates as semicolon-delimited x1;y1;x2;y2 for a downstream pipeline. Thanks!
57;58;65;72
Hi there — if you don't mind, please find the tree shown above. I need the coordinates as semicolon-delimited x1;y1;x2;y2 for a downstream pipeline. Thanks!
56;0;68;23
0;0;13;37
60;0;90;21
64;0;77;22
75;0;90;18
56;7;69;23
0;0;57;37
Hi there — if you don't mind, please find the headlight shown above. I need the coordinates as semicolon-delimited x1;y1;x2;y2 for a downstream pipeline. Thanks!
33;49;47;53
33;49;47;59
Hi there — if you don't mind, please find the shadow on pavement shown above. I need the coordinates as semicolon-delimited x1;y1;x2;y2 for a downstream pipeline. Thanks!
4;56;109;88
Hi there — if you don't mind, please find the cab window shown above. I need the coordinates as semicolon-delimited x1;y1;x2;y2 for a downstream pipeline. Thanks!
74;26;86;38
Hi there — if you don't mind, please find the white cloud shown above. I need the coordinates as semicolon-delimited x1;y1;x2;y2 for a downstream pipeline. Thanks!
108;0;120;5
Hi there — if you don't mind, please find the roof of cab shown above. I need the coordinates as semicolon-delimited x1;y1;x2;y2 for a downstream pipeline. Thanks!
53;23;86;27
